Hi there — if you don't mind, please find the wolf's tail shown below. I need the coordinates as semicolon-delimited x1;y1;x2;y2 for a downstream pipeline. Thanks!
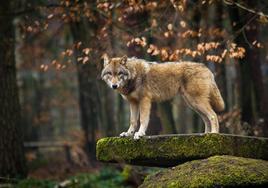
210;83;225;112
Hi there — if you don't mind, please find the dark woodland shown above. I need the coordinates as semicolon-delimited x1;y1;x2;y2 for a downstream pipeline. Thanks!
0;0;268;187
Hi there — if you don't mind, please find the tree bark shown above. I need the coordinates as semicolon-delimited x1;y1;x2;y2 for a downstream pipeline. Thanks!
70;19;99;164
213;1;228;110
229;7;255;133
157;102;177;134
0;0;27;179
228;3;268;136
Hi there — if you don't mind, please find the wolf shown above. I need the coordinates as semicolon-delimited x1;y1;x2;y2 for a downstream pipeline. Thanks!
101;55;225;139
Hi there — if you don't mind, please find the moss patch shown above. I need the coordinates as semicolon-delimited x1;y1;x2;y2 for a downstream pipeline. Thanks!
16;178;56;188
17;167;126;188
96;133;268;167
140;155;268;188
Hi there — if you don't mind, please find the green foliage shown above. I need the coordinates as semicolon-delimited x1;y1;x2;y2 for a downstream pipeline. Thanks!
121;165;132;181
140;155;268;188
66;167;127;188
16;167;128;188
16;178;57;188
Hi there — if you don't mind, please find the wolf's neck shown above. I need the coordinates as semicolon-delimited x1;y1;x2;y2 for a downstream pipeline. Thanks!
119;79;136;95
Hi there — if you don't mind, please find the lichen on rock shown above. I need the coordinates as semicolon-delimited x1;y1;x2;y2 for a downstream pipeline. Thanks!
140;155;268;188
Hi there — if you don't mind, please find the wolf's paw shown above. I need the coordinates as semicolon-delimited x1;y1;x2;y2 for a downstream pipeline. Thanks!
119;131;134;137
133;131;145;140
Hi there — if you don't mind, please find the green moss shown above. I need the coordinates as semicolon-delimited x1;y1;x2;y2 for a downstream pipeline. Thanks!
96;133;268;167
17;167;126;188
121;165;132;181
17;178;56;188
140;155;268;188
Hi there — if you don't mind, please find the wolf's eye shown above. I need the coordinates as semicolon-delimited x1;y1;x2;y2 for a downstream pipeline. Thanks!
118;71;124;75
106;72;112;76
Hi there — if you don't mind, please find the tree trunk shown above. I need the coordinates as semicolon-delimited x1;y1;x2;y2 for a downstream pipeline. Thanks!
105;8;120;136
0;0;27;179
213;1;228;109
20;74;39;142
157;102;177;134
229;8;255;134
228;3;268;136
70;18;100;164
212;1;229;133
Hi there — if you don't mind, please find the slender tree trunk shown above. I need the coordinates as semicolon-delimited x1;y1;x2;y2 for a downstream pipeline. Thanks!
70;19;99;164
157;102;177;134
70;0;118;163
213;1;228;109
212;1;229;133
104;9;119;136
228;3;268;135
0;0;27;179
229;7;255;133
20;75;39;141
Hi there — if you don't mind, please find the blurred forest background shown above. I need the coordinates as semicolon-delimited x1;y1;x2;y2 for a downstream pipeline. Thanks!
1;0;268;187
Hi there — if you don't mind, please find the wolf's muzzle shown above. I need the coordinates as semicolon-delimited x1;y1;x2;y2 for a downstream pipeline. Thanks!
112;84;118;89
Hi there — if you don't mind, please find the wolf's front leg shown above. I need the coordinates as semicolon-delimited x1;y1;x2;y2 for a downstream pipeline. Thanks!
134;97;151;140
120;102;139;137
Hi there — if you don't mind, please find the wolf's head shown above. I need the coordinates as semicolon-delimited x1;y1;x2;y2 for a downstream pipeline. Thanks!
101;55;131;90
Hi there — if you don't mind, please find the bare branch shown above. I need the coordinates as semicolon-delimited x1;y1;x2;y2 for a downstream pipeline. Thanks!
223;0;268;18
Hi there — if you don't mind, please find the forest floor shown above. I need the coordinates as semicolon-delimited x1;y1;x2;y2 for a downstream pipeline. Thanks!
16;149;147;188
26;149;97;180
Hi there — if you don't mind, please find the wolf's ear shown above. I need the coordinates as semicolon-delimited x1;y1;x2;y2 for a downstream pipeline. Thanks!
121;55;128;65
102;53;109;67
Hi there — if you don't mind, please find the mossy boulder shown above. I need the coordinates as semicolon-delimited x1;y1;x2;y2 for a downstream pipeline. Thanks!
140;155;268;188
96;133;268;167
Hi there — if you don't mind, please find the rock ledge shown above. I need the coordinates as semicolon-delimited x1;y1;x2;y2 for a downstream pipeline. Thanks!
96;133;268;167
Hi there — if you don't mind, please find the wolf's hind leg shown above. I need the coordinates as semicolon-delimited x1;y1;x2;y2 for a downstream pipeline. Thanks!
182;90;219;133
120;102;139;137
134;97;151;140
182;94;211;133
210;110;219;133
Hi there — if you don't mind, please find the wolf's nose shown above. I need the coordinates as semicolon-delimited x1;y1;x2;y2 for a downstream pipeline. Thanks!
112;84;118;89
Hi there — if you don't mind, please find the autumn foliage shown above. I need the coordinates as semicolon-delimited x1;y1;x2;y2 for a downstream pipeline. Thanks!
17;0;268;73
